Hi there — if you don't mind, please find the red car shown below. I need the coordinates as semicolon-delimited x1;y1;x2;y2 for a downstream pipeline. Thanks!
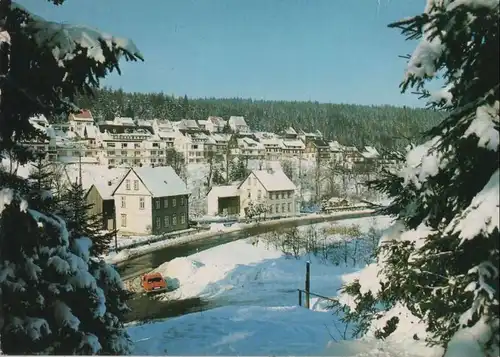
140;272;167;293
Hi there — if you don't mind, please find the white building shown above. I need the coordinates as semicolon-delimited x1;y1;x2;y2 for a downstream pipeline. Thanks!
238;168;297;217
68;110;95;137
206;185;240;216
228;116;250;133
112;166;190;235
237;137;265;159
205;116;227;133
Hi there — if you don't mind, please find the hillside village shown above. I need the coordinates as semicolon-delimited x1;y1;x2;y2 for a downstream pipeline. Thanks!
29;110;389;168
19;109;395;237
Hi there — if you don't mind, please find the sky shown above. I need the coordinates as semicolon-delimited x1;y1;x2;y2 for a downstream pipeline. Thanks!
18;0;430;107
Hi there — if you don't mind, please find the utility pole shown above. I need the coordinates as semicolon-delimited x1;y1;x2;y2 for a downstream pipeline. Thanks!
78;150;82;187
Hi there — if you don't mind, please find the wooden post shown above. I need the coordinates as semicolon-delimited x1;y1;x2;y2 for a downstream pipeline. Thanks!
305;261;311;309
298;289;302;307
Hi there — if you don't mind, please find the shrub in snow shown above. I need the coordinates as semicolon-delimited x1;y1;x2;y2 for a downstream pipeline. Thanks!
334;1;499;356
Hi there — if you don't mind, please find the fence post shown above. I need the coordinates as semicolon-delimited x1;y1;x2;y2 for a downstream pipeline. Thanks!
298;289;302;307
305;261;310;309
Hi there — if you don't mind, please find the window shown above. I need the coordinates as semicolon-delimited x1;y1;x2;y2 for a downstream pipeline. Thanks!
288;202;291;212
134;180;139;190
270;193;273;200
155;200;160;209
281;192;285;199
180;196;185;206
257;190;262;199
282;203;286;212
125;179;131;190
139;197;145;210
121;214;127;227
180;214;186;224
156;217;161;229
172;198;176;207
248;177;252;186
288;191;292;198
172;215;177;225
275;204;280;213
269;205;273;213
121;196;126;208
247;191;251;198
164;215;170;227
163;198;169;208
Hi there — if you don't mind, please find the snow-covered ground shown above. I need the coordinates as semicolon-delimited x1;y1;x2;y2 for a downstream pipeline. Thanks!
125;216;435;356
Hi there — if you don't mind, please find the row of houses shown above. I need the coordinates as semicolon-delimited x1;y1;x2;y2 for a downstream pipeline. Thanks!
28;111;388;169
88;165;298;236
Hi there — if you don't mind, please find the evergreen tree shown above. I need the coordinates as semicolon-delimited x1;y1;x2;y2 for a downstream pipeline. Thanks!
0;1;142;354
212;167;225;186
229;158;248;182
26;156;59;211
123;103;134;119
336;1;499;355
58;181;116;256
0;198;132;354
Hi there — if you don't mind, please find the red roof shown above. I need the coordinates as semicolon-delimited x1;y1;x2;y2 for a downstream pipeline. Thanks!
75;109;93;119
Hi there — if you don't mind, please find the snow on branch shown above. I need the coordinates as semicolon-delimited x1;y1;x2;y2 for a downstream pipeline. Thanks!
399;136;448;189
446;169;499;244
463;101;500;152
11;2;143;65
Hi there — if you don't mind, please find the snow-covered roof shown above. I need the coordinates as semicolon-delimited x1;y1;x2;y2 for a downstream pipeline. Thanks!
238;137;264;149
117;166;190;197
212;133;229;142
91;176;123;200
281;140;305;149
84;125;99;139
206;185;240;198
207;116;226;126
284;127;297;135
228;116;247;126
179;119;199;129
113;117;135;126
246;169;296;192
361;146;380;159
329;140;344;151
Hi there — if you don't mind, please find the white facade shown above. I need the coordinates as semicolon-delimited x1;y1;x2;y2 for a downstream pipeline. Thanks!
113;170;153;235
238;169;297;218
206;185;240;216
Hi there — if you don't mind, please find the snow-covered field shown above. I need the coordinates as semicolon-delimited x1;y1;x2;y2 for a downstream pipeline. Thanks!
125;216;435;356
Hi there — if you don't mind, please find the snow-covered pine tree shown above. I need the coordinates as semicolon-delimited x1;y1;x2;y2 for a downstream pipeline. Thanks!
336;1;499;356
58;181;116;256
0;1;142;354
26;155;59;212
0;195;131;354
229;158;248;182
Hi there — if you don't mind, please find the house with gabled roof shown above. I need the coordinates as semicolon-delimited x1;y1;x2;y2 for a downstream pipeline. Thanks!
238;168;297;218
228;116;250;133
112;166;191;235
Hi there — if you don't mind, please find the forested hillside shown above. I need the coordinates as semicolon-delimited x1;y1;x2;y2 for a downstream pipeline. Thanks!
76;88;445;150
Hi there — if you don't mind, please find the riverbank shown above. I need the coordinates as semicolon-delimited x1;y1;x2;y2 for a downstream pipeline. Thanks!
112;209;377;278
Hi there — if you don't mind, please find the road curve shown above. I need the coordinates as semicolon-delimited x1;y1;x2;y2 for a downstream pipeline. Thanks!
117;210;379;281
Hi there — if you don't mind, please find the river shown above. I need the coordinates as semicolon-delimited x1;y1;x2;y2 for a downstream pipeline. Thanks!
120;211;377;322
